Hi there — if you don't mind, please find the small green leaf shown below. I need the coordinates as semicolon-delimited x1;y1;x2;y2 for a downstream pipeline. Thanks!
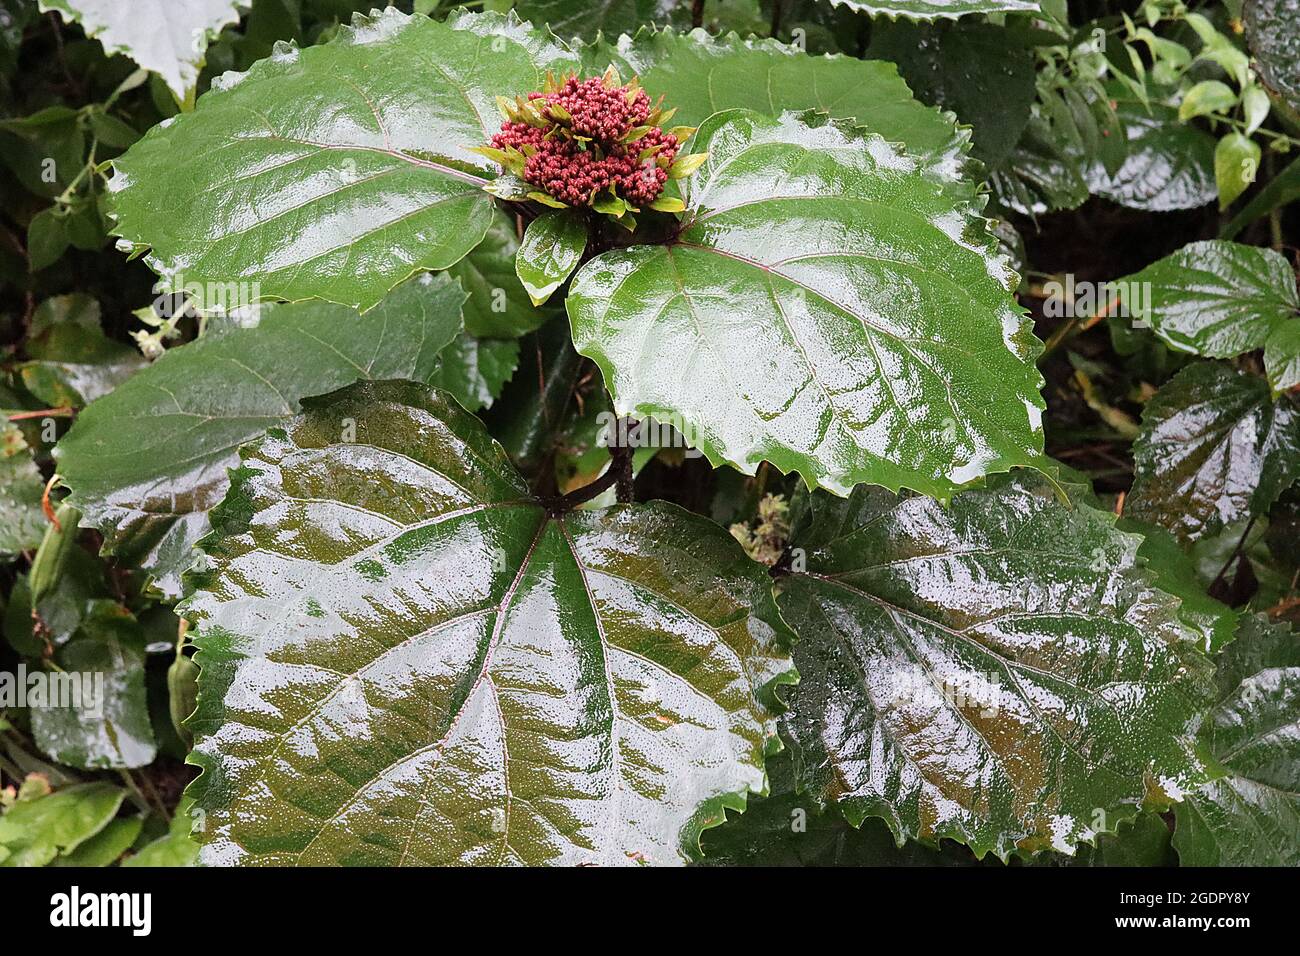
27;207;69;272
1243;86;1272;136
447;208;558;339
0;782;126;868
426;333;520;413
1178;80;1237;121
1214;132;1261;209
515;209;587;306
54;816;143;867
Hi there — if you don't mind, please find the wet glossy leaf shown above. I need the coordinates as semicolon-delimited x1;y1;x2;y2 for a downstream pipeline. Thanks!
108;9;579;312
184;379;794;866
39;0;243;103
19;295;145;407
568;109;1044;499
515;0;678;42
426;333;520;413
989;118;1088;216
515;209;586;306
866;18;1036;168
1246;0;1300;116
1214;132;1260;209
447;208;558;338
1173;615;1300;866
1123;240;1300;392
0;424;46;559
1127;363;1300;543
826;0;1040;19
582;28;976;198
1083;96;1217;212
0;782;126;867
777;474;1213;860
1124;519;1239;654
30;601;158;770
122;797;201;866
698;750;985;865
55;274;466;597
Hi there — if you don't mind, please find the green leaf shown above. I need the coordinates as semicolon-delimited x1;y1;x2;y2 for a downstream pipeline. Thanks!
1173;615;1300;866
19;295;146;407
0;782;126;868
54;273;467;597
0;424;47;560
580;28;976;199
426;333;520;413
514;0;678;43
989;119;1089;216
776;473;1214;860
27;207;70;272
865;18;1037;168
30;601;158;770
1127;363;1300;543
568;109;1044;499
698;750;986;866
183;379;794;866
1123;519;1239;654
1214;132;1261;209
1179;80;1238;121
825;0;1040;19
1123;240;1300;393
447;208;559;338
54;816;144;867
515;209;587;306
1083;93;1217;212
123;797;200;867
39;0;244;104
108;9;579;313
1245;0;1300;118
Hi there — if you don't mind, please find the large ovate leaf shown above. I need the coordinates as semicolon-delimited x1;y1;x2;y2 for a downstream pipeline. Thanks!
0;782;126;868
826;0;1040;19
1173;615;1300;866
568;109;1044;499
54;273;466;597
1127;363;1300;544
184;379;794;866
39;0;243;103
580;28;976;196
0;423;46;559
776;474;1213;860
1123;240;1300;393
1246;0;1300;116
108;9;579;313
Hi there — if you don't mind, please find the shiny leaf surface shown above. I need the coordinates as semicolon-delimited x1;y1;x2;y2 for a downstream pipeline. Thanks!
447;208;559;338
1173;614;1300;866
108;9;578;312
184;379;794;866
0;782;126;867
39;0;242;102
568;109;1044;498
55;274;466;597
0;424;46;559
777;474;1213;860
1083;96;1217;212
427;333;520;413
1246;0;1300;116
515;209;586;306
825;0;1040;19
1124;240;1300;392
1127;363;1300;543
581;28;976;197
